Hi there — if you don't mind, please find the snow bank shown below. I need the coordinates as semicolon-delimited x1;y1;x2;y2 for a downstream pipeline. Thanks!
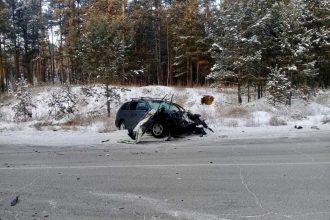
1;85;330;134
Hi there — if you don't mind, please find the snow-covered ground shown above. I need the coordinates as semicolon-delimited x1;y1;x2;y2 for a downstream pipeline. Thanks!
1;85;330;147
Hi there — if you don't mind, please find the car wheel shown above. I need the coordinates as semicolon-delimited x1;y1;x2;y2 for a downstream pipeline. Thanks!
119;121;126;130
151;122;168;138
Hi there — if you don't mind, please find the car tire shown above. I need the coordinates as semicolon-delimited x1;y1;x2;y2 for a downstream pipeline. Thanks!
151;122;169;138
119;121;126;130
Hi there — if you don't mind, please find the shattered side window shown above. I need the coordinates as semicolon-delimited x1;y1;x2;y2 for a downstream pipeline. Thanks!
149;101;161;110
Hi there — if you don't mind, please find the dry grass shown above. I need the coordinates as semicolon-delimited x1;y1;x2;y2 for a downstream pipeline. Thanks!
245;116;260;127
220;105;250;118
224;119;239;127
0;93;14;103
33;121;54;131
98;120;115;133
290;111;307;120
316;94;330;107
322;115;330;124
61;115;95;127
97;115;117;133
269;116;287;126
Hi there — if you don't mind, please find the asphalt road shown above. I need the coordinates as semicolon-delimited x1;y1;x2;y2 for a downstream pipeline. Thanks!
0;134;330;220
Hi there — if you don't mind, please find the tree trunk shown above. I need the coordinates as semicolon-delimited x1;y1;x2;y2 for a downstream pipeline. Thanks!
155;0;162;85
11;1;19;83
122;0;127;19
0;37;4;92
258;84;262;99
238;81;242;104
106;84;111;118
166;17;172;86
247;81;250;103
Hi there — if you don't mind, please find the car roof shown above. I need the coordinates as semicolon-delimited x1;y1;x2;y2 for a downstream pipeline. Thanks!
131;97;170;102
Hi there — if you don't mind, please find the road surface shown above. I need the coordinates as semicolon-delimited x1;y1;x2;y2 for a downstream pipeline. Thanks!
0;133;330;220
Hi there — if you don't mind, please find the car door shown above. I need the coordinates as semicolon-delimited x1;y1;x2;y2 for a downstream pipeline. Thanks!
131;101;149;128
125;101;147;128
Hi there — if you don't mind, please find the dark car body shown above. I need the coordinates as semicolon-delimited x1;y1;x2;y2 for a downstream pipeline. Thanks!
115;98;185;130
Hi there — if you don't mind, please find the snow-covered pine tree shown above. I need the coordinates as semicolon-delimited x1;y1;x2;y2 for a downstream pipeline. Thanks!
210;0;261;103
267;66;292;106
80;13;133;117
12;74;36;122
209;1;241;103
48;84;78;120
295;0;330;89
247;1;318;102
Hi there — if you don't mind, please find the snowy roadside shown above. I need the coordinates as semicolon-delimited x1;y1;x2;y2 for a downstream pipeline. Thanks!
1;124;329;148
1;85;330;147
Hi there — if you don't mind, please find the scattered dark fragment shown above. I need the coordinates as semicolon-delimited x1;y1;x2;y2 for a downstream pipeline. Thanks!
76;177;80;180
101;140;110;143
181;200;184;202
209;161;213;164
11;196;19;206
311;126;320;130
176;173;179;175
119;207;124;210
44;215;49;218
294;125;303;129
58;173;62;175
155;151;159;153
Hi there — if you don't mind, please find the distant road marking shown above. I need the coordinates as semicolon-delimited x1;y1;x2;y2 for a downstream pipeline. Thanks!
1;161;330;170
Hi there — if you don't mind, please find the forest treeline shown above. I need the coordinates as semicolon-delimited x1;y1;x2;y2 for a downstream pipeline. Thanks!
0;0;329;103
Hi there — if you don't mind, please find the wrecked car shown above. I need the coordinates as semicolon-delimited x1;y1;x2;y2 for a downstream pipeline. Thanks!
115;97;213;142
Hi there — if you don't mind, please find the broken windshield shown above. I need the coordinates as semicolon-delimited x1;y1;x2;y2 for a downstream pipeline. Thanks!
148;101;183;112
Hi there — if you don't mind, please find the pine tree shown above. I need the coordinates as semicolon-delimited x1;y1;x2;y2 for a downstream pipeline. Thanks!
48;84;78;120
296;0;330;88
12;74;35;121
0;0;9;92
267;66;292;106
209;1;248;103
171;0;212;86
